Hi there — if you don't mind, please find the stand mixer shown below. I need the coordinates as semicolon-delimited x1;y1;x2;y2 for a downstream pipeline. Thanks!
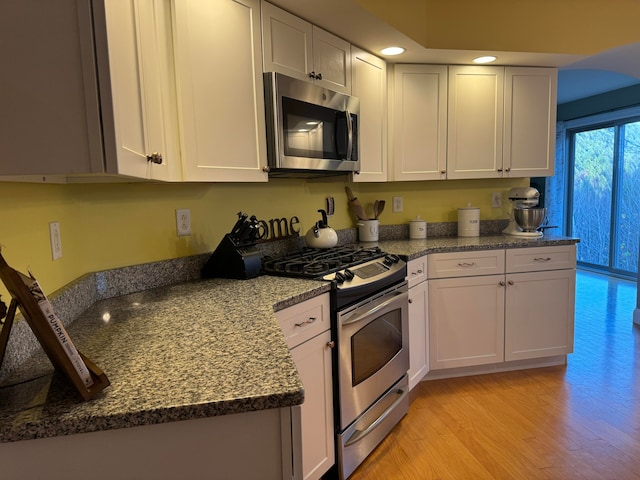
502;187;544;237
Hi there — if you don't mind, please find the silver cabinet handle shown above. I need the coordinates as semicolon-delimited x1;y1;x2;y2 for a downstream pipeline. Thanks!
326;341;335;349
294;317;316;327
534;257;552;262
458;262;476;268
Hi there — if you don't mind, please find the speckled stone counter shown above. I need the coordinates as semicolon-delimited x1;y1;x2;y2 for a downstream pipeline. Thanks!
0;276;329;443
0;230;577;445
376;233;579;260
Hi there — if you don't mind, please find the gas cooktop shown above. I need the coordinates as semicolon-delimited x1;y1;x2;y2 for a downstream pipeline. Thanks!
261;244;387;279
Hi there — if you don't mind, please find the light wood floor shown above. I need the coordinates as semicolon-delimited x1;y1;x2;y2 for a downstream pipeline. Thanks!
349;271;640;480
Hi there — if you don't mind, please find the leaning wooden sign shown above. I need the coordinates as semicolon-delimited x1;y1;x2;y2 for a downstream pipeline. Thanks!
0;251;109;400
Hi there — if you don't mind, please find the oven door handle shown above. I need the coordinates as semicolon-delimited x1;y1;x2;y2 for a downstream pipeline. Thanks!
344;384;409;447
342;291;407;326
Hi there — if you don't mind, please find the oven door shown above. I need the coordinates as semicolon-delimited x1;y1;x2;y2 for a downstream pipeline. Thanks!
337;281;409;430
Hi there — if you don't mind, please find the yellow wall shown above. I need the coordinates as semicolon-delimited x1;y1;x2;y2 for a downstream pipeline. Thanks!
357;0;640;55
0;177;526;300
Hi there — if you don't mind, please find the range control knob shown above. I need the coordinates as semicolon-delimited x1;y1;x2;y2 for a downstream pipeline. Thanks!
334;272;345;284
384;254;400;266
344;269;355;281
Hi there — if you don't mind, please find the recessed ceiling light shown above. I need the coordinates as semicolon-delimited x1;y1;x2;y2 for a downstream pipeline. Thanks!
473;55;497;64
381;47;405;56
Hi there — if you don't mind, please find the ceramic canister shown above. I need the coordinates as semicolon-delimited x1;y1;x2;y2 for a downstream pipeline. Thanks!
358;219;379;242
458;206;480;237
409;216;427;239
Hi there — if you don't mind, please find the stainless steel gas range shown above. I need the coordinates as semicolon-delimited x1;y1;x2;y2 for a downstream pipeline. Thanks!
262;245;410;479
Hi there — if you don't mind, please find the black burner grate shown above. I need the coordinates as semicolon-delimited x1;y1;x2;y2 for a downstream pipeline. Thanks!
262;245;385;279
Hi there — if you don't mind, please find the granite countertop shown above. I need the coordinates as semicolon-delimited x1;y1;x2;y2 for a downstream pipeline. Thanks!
0;276;329;443
0;233;578;444
377;233;579;260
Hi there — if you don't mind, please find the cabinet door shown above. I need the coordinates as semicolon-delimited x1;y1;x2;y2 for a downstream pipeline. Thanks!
392;65;448;181
290;330;335;480
351;48;387;182
0;0;104;177
429;275;505;369
312;27;351;94
261;1;313;82
503;67;557;177
447;66;504;179
505;270;575;361
408;279;429;390
173;0;268;182
103;0;180;181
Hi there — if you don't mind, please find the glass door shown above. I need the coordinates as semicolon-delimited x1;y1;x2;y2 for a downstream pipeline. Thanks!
569;120;639;277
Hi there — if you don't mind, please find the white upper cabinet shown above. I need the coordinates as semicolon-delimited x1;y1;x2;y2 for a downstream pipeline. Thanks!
0;0;179;182
503;67;557;177
173;0;268;182
351;48;387;182
392;64;448;181
102;0;180;181
261;2;352;94
447;65;557;179
392;64;557;181
447;66;505;180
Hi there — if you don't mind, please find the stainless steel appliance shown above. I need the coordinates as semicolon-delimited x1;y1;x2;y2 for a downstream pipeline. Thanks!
502;187;545;237
263;72;360;177
262;245;409;479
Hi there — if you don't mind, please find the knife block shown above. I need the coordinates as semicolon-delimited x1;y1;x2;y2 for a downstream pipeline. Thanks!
202;234;261;280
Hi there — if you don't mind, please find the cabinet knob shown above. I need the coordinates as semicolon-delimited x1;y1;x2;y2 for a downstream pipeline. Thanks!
499;281;506;287
262;165;271;173
327;341;335;349
146;152;163;164
408;298;413;304
508;280;515;286
309;71;316;79
440;170;446;174
505;167;511;172
497;167;503;172
316;73;323;80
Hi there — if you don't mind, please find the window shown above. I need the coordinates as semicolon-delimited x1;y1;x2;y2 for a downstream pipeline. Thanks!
566;113;640;277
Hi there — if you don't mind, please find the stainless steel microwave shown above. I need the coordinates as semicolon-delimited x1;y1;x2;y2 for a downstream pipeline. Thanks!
263;72;360;177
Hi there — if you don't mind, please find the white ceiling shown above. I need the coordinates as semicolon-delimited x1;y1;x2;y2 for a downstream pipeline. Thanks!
267;0;640;104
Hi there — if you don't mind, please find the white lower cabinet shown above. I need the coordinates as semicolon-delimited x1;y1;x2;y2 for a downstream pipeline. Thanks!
428;246;576;372
504;248;576;361
429;274;505;369
276;294;334;480
407;257;429;389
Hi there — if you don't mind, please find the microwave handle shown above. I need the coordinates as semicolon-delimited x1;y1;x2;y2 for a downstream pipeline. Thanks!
345;110;353;161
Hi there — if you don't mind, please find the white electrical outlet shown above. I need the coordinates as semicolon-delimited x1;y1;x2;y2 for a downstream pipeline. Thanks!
392;196;403;213
491;192;502;208
176;209;191;236
49;221;62;260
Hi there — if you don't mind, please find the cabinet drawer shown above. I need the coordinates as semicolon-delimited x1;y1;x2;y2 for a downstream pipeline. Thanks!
506;245;576;273
407;256;427;287
428;250;505;279
276;294;330;349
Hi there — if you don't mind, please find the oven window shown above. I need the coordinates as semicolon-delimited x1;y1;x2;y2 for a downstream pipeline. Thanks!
351;308;402;386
